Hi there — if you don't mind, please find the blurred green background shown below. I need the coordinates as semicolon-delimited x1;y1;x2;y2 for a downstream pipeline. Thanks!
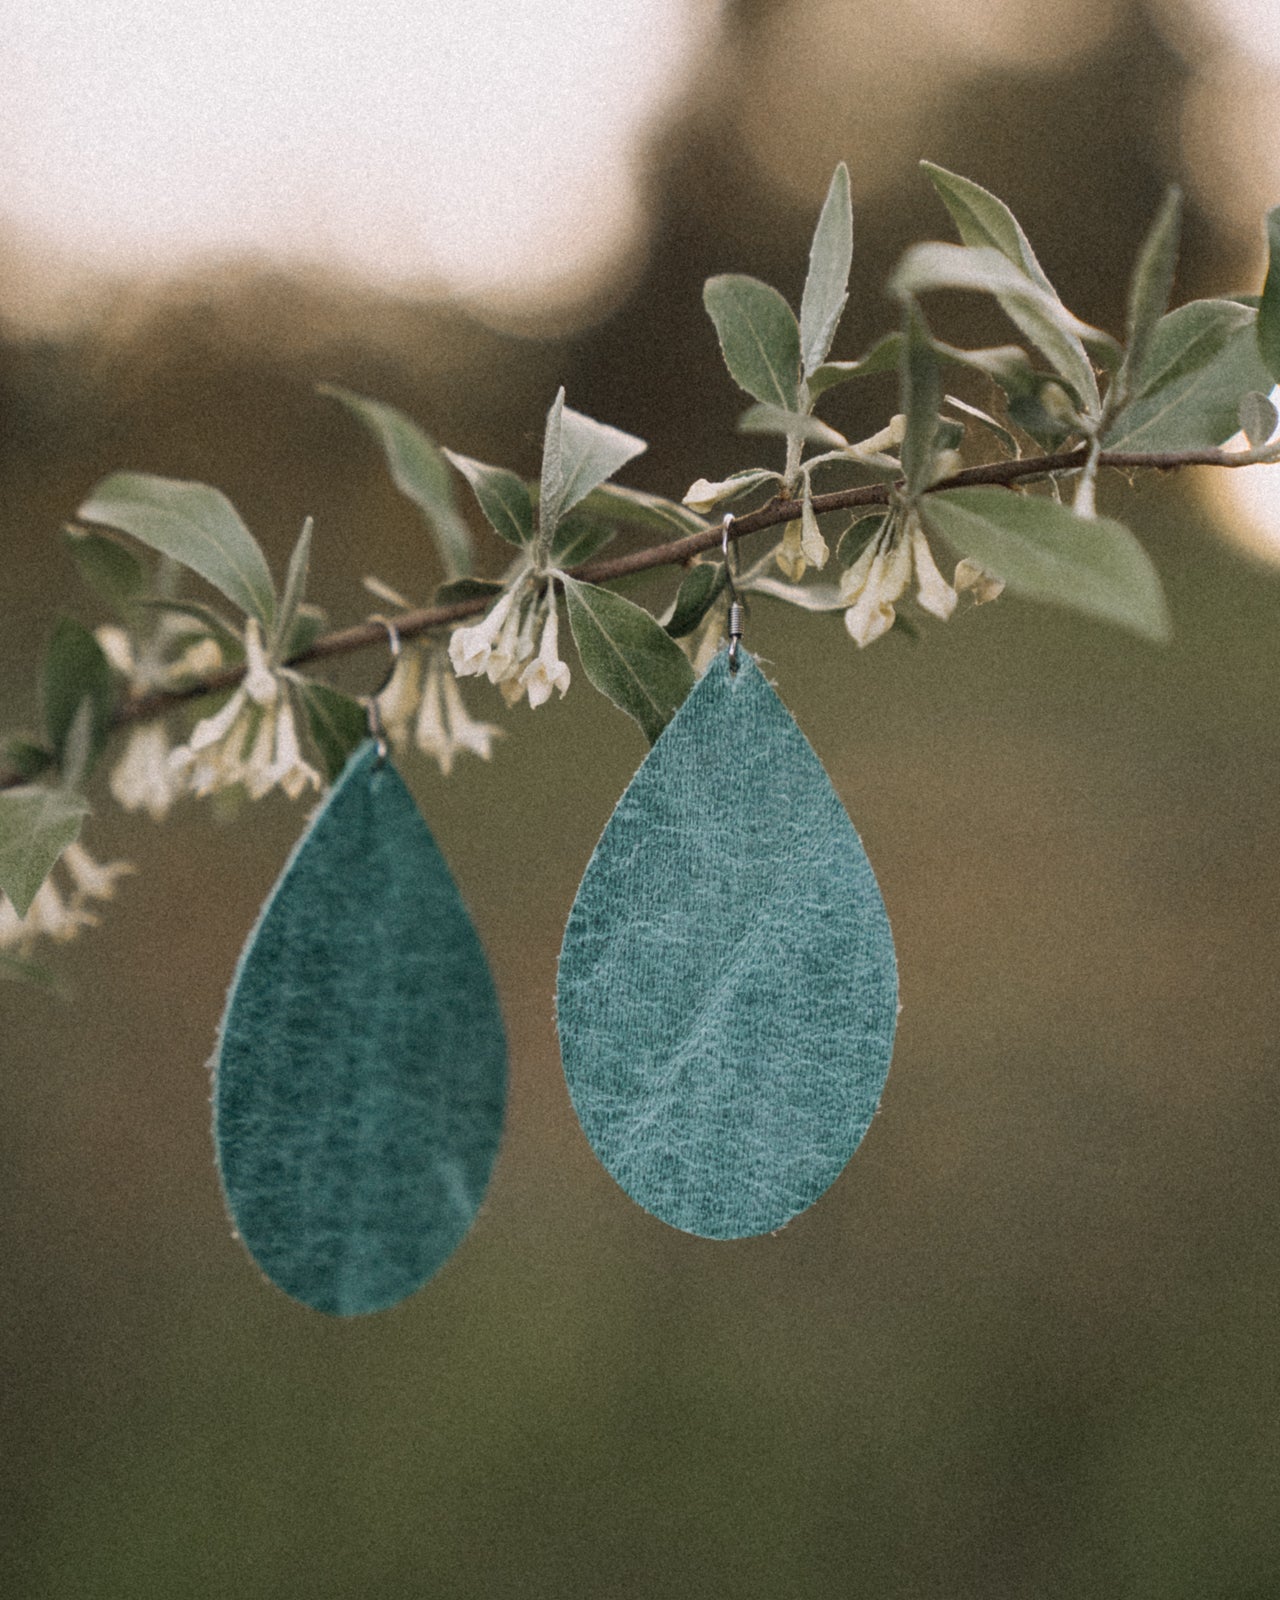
4;1;1280;1595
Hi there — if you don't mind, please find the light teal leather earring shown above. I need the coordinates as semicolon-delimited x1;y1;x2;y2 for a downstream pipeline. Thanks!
213;621;507;1315
557;519;898;1240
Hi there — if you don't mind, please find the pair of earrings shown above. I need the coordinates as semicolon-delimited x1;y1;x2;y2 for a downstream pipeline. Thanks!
214;545;898;1316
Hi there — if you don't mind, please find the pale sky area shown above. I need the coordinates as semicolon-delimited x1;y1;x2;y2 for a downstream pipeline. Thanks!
2;0;1280;550
0;0;720;319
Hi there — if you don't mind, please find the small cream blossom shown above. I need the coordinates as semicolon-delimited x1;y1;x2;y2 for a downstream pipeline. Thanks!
440;673;500;763
519;605;571;709
775;497;829;582
411;656;504;775
448;588;520;679
0;841;134;957
168;620;320;801
954;559;1006;606
109;724;183;820
374;650;424;746
485;595;529;687
839;514;965;646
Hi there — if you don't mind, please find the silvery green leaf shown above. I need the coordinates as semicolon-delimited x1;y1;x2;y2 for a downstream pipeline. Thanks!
561;576;694;743
434;577;505;604
944;395;1019;457
664;563;728;638
1103;300;1273;450
800;162;853;375
0;785;90;917
837;513;888;567
137;597;242;654
42;619;114;774
901;301;942;494
739;403;848;448
442;450;535;547
921;161;1057;293
920;486;1170;643
682;468;782;513
743;575;847;611
321;386;473;578
550;514;616;568
539;389;646;542
703;275;803;410
64;528;145;617
2;736;54;782
295;682;368;783
77;473;276;626
573;483;703;535
1239;390;1278;448
272;517;312;663
891;243;1103;414
1257;206;1280;384
808;332;902;399
1118;187;1182;403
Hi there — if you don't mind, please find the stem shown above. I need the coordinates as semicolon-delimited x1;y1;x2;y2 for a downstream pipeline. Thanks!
1;442;1276;792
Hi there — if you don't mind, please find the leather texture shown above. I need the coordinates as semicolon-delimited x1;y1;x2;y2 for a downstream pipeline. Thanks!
214;741;506;1315
557;649;897;1240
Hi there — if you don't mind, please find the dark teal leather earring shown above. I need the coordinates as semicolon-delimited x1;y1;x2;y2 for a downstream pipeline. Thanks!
213;621;507;1315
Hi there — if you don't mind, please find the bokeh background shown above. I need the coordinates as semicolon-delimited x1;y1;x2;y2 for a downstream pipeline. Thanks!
4;1;1280;1595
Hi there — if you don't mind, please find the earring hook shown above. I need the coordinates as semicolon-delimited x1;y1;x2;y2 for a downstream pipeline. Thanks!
722;514;744;673
364;615;402;761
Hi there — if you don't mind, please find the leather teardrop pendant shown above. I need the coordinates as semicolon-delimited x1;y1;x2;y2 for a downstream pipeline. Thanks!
214;741;506;1314
557;650;897;1240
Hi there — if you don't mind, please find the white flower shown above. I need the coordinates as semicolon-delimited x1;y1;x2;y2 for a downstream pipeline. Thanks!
94;624;136;676
109;724;184;821
485;594;529;686
0;841;133;957
413;655;452;773
839;514;960;647
448;588;520;679
375;650;424;746
168;620;319;802
954;559;1006;606
774;499;830;582
440;673;500;763
519;605;571;709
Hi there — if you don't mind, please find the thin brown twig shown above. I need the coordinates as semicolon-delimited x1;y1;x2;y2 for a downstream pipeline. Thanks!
0;443;1269;791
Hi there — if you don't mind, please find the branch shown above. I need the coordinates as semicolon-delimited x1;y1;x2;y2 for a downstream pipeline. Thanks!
1;443;1274;791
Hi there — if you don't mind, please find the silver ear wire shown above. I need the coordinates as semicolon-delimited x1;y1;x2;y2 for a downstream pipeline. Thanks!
722;514;744;673
364;615;402;761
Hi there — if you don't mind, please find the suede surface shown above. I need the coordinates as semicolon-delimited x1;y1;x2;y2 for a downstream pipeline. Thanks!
214;742;506;1315
557;650;897;1239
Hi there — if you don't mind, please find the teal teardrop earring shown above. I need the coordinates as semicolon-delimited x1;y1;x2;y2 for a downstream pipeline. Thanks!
556;518;898;1240
213;621;507;1315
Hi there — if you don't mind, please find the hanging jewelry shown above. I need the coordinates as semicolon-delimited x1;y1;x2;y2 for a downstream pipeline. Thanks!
556;518;897;1240
213;620;507;1314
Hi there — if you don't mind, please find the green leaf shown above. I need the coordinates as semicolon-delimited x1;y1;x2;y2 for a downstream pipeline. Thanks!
744;576;847;611
944;395;1020;457
703;275;803;410
295;682;369;782
539;390;647;542
561;576;695;743
442;450;535;548
665;563;728;638
808;332;902;399
0;785;90;917
837;512;888;567
272;517;312;663
738;403;847;448
920;486;1170;642
1240;391;1278;449
891;243;1103;414
64;528;146;615
0;951;69;995
800;163;853;376
2;736;55;782
921;162;1058;292
42;619;114;773
1257;206;1280;384
572;482;704;536
435;577;506;605
1103;300;1274;450
1118;187;1182;404
550;514;616;569
77;473;276;626
321;386;473;579
901;301;942;494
